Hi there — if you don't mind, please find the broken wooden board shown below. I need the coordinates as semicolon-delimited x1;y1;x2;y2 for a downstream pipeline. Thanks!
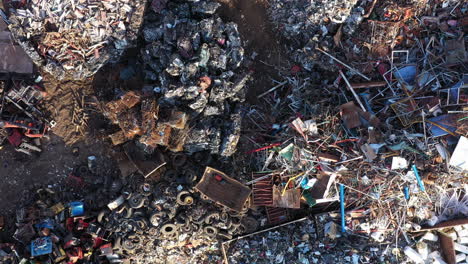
272;185;301;209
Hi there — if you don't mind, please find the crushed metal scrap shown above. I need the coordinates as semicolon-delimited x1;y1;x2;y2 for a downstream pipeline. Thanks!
0;0;467;264
5;0;146;80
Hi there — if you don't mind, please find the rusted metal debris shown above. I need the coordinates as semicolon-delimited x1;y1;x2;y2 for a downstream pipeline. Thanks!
6;0;146;80
195;167;251;212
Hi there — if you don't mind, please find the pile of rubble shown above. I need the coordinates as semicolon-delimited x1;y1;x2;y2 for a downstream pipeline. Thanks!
3;154;258;263
225;216;393;264
5;0;145;80
267;0;436;72
239;0;468;263
1;0;467;264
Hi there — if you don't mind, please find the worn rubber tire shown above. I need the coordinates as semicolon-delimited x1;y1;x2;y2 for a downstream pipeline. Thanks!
176;191;194;206
128;194;145;209
160;224;178;237
172;153;187;168
203;226;218;238
164;170;178;182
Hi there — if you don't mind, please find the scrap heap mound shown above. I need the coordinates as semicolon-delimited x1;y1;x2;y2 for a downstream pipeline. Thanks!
267;0;358;71
236;0;468;263
105;0;249;157
267;0;431;72
7;154;257;263
6;0;146;80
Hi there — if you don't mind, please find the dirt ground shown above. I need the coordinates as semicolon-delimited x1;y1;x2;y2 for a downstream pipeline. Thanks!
0;0;286;227
216;0;288;103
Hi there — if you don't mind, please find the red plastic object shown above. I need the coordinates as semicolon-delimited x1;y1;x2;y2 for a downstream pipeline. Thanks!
93;237;105;249
291;65;301;74
214;175;223;181
7;129;22;147
66;247;83;263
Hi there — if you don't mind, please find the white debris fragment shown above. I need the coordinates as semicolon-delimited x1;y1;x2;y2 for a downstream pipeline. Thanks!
450;136;468;171
456;253;466;263
455;243;468;254
404;246;424;263
391;156;408;170
416;242;429;260
422;232;439;242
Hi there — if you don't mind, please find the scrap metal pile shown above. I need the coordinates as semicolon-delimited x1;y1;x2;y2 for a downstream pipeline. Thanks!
239;0;468;263
5;0;145;80
138;0;248;156
0;0;467;264
0;79;53;156
267;0;359;71
3;154;258;264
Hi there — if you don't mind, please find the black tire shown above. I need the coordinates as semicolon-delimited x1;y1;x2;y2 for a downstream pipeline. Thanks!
128;194;145;209
164;170;178;182
160;224;178;237
203;226;218;238
172;153;187;168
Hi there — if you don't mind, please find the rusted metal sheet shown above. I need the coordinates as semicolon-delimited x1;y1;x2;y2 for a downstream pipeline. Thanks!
109;130;128;146
195;167;252;212
439;232;456;264
139;123;172;150
167;126;188;152
104;100;128;123
120;91;142;108
272;185;301;209
0;19;34;76
160;109;188;129
416;218;468;232
266;207;289;225
141;98;158;133
252;173;274;207
116;108;142;139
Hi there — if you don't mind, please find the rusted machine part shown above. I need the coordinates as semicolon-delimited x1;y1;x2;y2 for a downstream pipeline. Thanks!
182;169;198;184
128;193;146;209
160;223;178;237
139;182;153;196
204;212;220;225
176;191;194;205
135;217;150;230
217;231;233;240
181;223;193;233
97;209;109;223
147;227;159;236
116;204;134;219
203;226;218;238
149;211;167;227
122;235;141;253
